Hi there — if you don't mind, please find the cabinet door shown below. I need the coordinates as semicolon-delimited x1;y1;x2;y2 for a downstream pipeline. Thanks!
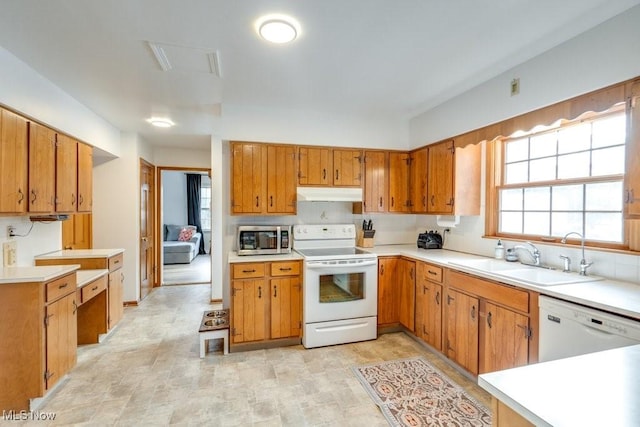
28;122;56;213
446;289;479;375
480;302;529;374
410;147;428;213
267;145;296;214
270;277;301;339
363;151;387;212
45;292;77;391
62;213;93;250
333;149;362;187
298;146;331;186
427;140;455;214
388;152;411;212
55;134;78;212
108;269;124;329
377;257;398;325
231;279;266;343
231;142;267;214
415;263;443;351
77;142;93;212
626;80;640;217
0;108;28;213
398;259;415;331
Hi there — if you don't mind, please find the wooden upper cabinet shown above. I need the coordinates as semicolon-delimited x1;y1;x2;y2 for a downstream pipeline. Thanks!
410;147;428;213
77;143;93;212
333;149;362;187
625;79;640;218
388;152;411;212
266;145;297;214
298;146;332;186
28;122;56;213
427;140;481;215
427;140;455;214
0;108;28;213
231;142;267;214
55;134;78;213
362;151;387;213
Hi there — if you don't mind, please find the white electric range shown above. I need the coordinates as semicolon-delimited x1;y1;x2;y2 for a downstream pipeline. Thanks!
293;224;378;348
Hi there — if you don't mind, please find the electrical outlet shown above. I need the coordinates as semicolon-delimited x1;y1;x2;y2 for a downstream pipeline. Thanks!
7;226;16;238
510;78;520;96
3;240;17;266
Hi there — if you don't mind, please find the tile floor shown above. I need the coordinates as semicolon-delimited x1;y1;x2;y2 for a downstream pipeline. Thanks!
25;284;490;426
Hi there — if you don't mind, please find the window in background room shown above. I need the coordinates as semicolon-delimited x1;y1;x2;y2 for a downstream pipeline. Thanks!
497;108;626;245
201;178;211;231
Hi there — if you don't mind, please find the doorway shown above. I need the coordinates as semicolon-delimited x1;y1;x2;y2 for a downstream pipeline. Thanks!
140;159;156;300
158;167;212;286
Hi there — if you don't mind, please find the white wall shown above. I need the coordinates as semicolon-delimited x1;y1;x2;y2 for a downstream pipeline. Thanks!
162;171;188;226
410;6;640;283
0;217;62;266
0;47;121;157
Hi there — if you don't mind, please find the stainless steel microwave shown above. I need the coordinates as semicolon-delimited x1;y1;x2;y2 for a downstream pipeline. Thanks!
236;225;292;255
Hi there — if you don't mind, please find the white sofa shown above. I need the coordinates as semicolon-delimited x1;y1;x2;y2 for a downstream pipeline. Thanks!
163;224;202;264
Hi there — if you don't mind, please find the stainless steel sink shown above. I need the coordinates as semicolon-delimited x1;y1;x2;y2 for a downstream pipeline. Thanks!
448;258;603;286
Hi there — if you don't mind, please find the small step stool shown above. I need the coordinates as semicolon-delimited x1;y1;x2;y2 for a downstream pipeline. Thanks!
199;309;229;357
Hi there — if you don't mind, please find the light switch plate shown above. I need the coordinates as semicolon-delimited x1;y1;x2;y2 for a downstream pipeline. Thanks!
3;240;17;266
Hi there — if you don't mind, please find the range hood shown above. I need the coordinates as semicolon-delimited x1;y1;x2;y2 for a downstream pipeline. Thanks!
296;187;363;202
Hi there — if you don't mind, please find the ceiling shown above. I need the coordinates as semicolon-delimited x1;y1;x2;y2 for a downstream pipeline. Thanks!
0;0;638;149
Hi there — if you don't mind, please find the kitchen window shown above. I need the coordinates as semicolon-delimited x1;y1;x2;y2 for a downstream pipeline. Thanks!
494;108;626;245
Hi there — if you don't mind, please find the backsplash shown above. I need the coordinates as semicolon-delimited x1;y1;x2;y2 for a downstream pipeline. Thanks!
0;216;62;266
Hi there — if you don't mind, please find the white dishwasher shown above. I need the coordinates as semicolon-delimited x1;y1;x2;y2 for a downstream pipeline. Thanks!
539;295;640;362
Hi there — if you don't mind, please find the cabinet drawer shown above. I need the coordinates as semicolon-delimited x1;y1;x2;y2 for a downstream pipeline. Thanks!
417;262;442;283
46;273;76;303
447;269;529;313
271;261;300;276
232;263;265;279
81;275;108;303
108;253;124;272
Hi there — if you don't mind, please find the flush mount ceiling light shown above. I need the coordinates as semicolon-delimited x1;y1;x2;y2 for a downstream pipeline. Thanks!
147;117;175;128
256;14;300;44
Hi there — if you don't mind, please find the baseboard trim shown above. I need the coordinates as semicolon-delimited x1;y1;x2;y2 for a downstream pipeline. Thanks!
124;301;138;307
211;298;223;303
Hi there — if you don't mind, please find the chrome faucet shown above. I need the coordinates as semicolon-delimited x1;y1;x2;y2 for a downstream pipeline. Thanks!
513;241;541;266
561;232;592;276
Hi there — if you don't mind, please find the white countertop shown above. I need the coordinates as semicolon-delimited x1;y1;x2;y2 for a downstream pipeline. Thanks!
0;264;79;284
76;269;109;288
35;248;125;259
478;344;640;427
367;245;640;320
228;251;304;263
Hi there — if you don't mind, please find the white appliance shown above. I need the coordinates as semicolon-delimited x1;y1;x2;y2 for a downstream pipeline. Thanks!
294;224;378;348
539;295;640;362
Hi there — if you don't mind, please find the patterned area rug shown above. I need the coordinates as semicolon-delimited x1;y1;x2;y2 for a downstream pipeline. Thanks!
353;357;491;427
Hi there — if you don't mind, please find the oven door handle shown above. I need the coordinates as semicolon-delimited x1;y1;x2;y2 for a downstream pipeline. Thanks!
306;259;378;269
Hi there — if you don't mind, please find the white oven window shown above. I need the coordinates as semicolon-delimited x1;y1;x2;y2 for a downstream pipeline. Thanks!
318;272;364;303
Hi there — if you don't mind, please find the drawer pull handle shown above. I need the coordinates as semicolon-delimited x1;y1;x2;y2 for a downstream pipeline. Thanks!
92;286;98;291
58;283;68;289
428;270;437;276
114;260;120;264
279;267;292;271
243;269;256;273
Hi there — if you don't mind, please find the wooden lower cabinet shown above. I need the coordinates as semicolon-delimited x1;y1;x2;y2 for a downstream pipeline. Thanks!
0;272;77;411
377;257;399;326
230;261;302;346
398;258;415;331
445;288;480;375
445;269;532;376
35;250;125;331
415;262;443;351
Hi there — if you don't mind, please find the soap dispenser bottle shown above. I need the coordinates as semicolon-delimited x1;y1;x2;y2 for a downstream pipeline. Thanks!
494;240;504;259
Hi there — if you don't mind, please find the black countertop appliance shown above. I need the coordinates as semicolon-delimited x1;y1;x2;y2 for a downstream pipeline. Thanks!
417;230;443;249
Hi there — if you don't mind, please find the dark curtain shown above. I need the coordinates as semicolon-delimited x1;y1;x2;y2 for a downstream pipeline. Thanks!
186;174;206;254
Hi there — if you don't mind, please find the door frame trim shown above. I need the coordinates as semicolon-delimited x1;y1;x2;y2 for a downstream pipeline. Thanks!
156;166;212;286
